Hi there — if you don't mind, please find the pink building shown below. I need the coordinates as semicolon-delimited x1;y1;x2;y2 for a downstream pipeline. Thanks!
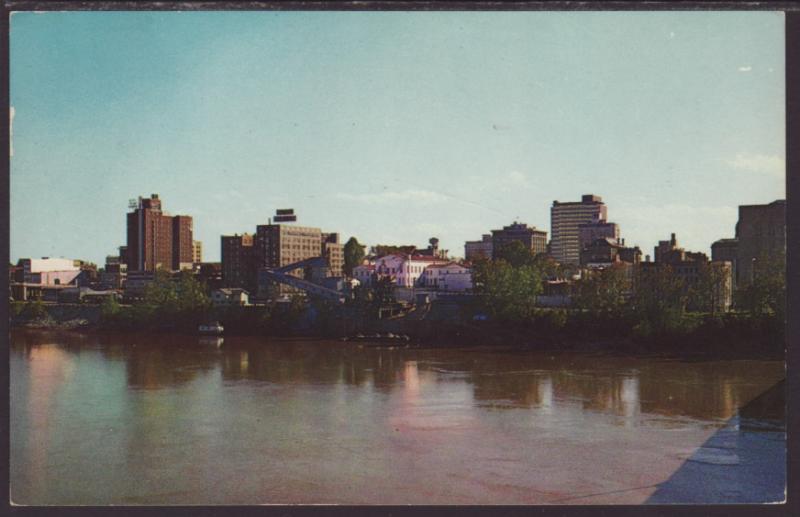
19;258;81;286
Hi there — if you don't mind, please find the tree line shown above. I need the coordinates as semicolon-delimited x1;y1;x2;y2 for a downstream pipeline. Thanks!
471;240;786;341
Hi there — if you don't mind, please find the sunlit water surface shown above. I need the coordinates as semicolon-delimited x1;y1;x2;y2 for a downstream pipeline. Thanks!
10;329;784;505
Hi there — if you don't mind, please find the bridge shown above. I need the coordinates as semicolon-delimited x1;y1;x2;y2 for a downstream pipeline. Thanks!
260;257;346;304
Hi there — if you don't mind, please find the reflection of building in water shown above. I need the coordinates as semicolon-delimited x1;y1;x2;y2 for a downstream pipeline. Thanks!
221;349;250;379
581;380;615;412
125;347;218;389
403;361;420;402
537;376;554;413
472;370;543;408
720;380;738;421
635;364;772;421
619;376;640;425
23;346;76;498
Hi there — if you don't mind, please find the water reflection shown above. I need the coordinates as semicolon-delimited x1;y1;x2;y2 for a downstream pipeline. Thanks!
10;330;783;423
10;329;785;505
198;336;224;347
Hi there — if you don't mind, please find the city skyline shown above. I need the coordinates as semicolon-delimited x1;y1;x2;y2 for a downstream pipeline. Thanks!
10;11;785;264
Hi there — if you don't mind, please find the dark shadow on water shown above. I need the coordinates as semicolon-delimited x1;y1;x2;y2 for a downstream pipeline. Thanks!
646;379;785;504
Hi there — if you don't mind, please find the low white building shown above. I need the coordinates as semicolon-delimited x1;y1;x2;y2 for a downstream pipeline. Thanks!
420;262;473;292
352;264;376;286
211;288;250;307
374;254;450;288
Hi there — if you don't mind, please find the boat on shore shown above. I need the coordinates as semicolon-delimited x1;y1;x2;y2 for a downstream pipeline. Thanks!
198;321;224;335
342;333;411;344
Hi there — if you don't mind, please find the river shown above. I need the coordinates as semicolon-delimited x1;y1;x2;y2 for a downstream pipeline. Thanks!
9;329;785;505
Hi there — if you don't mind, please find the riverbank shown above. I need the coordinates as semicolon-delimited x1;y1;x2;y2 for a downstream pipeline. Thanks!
11;313;784;362
11;298;785;360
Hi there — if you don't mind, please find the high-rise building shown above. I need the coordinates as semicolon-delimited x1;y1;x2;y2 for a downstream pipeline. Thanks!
125;194;193;272
465;234;493;261
192;240;203;265
578;220;620;254
172;216;194;271
253;210;334;297
221;210;345;298
198;262;223;291
255;223;323;270
255;223;320;298
221;233;256;291
322;233;344;277
491;222;547;259
735;200;786;286
550;194;607;265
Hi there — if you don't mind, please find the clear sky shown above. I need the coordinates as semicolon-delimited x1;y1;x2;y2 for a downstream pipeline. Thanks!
10;10;785;264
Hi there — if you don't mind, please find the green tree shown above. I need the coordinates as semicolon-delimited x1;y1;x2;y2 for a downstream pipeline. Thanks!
142;269;177;309
631;265;687;334
22;298;48;321
573;263;630;317
343;237;367;276
736;251;786;320
493;241;536;268
371;276;396;317
100;295;121;321
690;261;731;316
175;271;211;313
472;259;543;322
138;269;211;329
532;254;561;279
373;244;416;257
352;283;374;306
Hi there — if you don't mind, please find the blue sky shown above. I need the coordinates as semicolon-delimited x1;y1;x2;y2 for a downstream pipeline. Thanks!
10;11;785;264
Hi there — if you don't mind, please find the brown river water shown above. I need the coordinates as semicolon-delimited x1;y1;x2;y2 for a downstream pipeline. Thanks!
9;329;785;505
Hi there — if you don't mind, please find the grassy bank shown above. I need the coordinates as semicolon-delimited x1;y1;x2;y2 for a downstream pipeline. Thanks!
11;300;785;361
404;310;784;360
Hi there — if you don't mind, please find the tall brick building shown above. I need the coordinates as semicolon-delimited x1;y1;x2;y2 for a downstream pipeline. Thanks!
221;233;256;292
125;194;193;272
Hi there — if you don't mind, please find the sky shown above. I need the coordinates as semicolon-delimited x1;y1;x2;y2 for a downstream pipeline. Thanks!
9;10;785;264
